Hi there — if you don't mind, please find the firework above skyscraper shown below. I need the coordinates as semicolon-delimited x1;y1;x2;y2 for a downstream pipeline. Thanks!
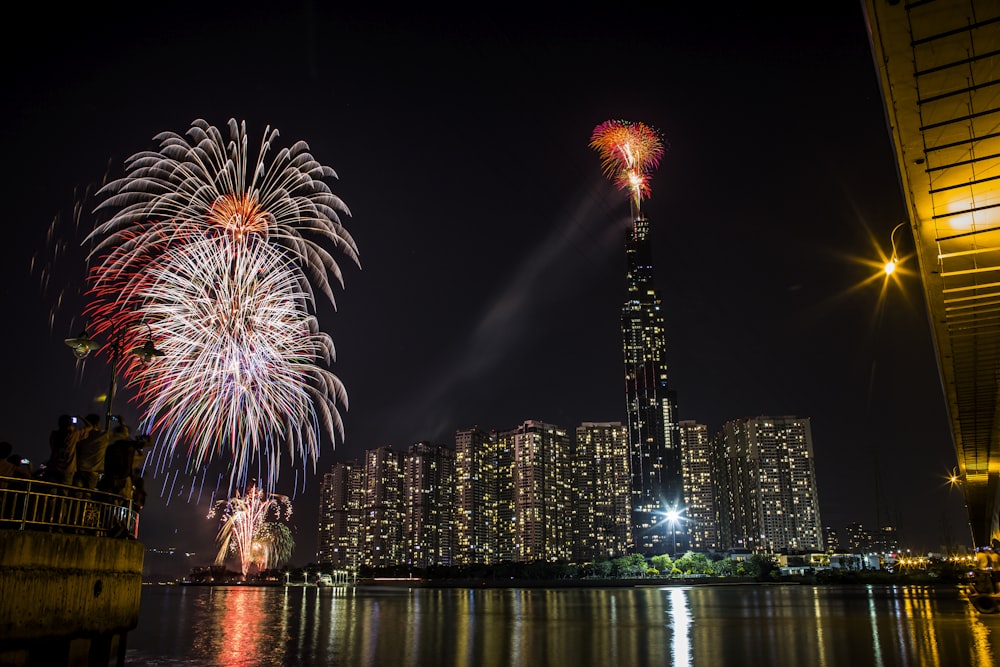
591;120;683;554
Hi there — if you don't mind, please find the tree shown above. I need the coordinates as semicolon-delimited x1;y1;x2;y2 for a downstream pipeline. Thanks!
673;551;711;575
713;558;738;577
650;554;673;574
591;559;613;578
749;553;780;581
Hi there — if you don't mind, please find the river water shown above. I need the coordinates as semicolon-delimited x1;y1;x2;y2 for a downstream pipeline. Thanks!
125;583;1000;666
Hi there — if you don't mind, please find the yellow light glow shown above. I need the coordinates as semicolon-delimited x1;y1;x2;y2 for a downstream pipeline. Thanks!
884;258;897;275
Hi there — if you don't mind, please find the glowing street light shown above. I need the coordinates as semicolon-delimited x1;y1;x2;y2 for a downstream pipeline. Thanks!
883;222;908;276
665;507;681;555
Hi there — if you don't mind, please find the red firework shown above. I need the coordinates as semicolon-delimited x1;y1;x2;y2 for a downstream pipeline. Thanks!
590;120;665;209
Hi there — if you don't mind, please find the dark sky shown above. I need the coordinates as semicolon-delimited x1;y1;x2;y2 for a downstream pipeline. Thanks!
0;3;969;569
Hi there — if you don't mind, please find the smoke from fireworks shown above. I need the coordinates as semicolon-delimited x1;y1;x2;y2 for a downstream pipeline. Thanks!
83;118;358;493
209;484;293;577
589;120;665;216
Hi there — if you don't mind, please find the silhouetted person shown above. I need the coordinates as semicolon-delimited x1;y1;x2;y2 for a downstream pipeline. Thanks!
99;434;149;505
0;441;29;485
45;415;87;485
74;414;129;489
5;452;31;478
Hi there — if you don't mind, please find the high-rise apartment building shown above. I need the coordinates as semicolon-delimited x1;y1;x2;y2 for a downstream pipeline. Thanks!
362;445;403;568
621;215;683;553
718;416;824;553
317;459;363;569
402;441;455;567
454;427;498;565
679;420;717;552
573;422;631;561
497;420;573;562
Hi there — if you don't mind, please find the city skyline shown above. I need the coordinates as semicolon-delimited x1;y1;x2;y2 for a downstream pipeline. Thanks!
0;5;969;563
316;414;825;572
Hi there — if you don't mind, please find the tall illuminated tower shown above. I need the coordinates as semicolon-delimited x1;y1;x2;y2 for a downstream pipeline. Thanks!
590;120;678;554
622;215;683;553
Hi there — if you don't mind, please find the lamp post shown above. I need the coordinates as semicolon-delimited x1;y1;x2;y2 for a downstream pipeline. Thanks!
64;323;163;432
883;222;908;276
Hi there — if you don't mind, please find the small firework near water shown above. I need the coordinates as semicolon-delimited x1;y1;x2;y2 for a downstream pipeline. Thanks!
83;118;359;494
208;484;294;577
589;120;665;216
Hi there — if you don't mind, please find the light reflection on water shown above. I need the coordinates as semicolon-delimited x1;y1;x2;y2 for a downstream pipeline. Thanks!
127;584;1000;666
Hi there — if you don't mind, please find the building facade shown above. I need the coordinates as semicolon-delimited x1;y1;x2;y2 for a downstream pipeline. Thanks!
573;422;631;561
679;420;717;553
497;420;573;562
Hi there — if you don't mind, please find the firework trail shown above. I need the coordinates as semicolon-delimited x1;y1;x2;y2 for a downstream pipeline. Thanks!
82;118;358;493
209;484;293;577
589;120;665;217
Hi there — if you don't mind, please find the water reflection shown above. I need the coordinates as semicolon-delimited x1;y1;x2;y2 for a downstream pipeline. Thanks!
667;587;692;666
129;584;1000;666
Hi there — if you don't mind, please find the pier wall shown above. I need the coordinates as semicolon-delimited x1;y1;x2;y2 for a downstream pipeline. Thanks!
0;531;144;666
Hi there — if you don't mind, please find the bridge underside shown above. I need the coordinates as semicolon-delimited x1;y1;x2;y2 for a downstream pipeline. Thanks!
864;0;1000;548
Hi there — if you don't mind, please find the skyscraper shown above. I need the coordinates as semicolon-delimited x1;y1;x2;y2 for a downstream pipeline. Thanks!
402;441;455;567
497;420;573;562
362;445;403;568
454;427;498;565
317;459;363;569
718;416;824;553
622;215;683;553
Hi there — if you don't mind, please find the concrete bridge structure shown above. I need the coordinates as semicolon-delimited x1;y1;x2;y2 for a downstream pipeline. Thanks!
864;0;1000;548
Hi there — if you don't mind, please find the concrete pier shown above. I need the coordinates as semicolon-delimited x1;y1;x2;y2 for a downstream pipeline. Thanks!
0;480;143;666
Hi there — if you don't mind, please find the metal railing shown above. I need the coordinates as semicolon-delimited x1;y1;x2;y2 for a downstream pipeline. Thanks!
0;476;140;539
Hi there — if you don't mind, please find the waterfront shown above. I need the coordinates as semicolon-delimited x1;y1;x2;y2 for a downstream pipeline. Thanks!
125;583;1000;666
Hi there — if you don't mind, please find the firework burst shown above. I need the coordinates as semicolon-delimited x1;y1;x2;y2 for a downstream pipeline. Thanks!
83;118;358;493
589;120;665;216
251;522;295;572
209;483;293;577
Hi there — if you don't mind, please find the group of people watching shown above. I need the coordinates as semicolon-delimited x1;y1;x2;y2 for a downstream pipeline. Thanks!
4;413;150;509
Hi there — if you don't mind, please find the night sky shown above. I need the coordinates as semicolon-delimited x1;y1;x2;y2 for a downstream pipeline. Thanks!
0;4;969;570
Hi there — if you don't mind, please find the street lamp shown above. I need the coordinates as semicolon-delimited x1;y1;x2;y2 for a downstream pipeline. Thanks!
64;323;163;431
665;508;681;555
883;222;908;276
